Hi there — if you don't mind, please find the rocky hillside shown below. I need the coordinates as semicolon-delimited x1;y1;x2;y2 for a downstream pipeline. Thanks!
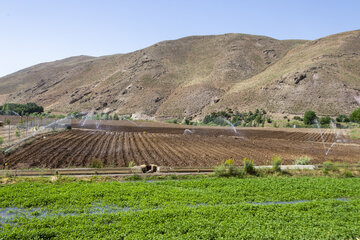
0;30;359;120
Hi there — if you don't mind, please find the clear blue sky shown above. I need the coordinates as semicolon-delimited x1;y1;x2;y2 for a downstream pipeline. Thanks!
0;0;359;77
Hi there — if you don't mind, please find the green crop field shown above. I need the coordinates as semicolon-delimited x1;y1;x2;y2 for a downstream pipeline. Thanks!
1;176;360;239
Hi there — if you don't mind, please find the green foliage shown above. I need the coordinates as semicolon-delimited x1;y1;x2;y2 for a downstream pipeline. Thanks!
293;116;303;121
113;113;119;120
336;114;350;123
350;107;360;122
215;159;243;177
183;118;191;125
0;136;4;146
203;109;270;127
89;158;103;168
322;161;338;173
15;129;21;138
166;118;178;124
243;158;256;175
304;111;317;125
341;170;353;178
0;178;360;239
295;156;311;165
271;155;282;172
128;161;135;168
0;102;44;116
319;116;331;125
224;158;234;165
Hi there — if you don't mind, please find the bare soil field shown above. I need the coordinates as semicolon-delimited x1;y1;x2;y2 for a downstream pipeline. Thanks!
4;120;360;169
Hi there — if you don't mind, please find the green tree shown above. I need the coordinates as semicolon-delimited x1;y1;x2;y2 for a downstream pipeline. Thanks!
319;116;331;125
15;129;21;139
350;107;360;122
304;111;317;125
113;113;119;120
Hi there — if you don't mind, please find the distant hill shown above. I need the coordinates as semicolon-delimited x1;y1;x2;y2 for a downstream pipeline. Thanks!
1;30;359;120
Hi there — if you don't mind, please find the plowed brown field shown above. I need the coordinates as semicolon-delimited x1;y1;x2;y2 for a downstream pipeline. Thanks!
5;120;360;169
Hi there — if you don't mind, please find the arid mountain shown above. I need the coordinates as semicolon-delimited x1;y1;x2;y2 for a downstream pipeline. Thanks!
1;30;359;120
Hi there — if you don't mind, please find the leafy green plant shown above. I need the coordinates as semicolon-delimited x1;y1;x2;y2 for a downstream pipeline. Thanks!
350;107;360;122
0;136;4;147
243;158;256;175
166;118;178;124
341;170;353;178
215;159;243;177
295;156;311;165
293;116;303;121
128;161;135;168
15;129;21;138
319;116;331;125
272;155;282;172
89;158;103;168
304;110;317;125
336;114;349;123
322;161;338;173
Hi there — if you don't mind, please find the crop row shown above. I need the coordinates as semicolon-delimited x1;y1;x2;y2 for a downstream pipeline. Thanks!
0;177;360;239
0;177;359;210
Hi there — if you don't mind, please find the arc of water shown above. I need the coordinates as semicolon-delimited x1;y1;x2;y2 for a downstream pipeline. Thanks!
183;129;193;135
96;120;102;129
314;119;326;155
3;115;72;154
325;142;337;156
222;118;237;135
81;112;94;127
325;120;340;156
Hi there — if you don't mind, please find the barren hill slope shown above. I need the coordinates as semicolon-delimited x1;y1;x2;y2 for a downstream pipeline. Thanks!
1;30;359;119
208;30;360;116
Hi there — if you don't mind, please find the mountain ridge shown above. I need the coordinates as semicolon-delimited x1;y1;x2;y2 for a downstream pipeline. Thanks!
1;30;359;119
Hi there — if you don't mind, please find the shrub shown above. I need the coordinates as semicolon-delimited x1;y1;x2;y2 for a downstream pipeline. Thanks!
304;111;317;125
271;155;282;172
183;118;191;125
336;114;349;123
243;158;256;175
128;161;135;168
293;116;303;121
295;156;311;165
214;164;227;177
89;158;103;168
166;119;178;124
0;102;44;116
15;129;21;138
215;159;243;177
319;116;331;125
341;170;353;178
113;113;120;120
350;107;360;122
0;136;4;146
322;161;337;173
